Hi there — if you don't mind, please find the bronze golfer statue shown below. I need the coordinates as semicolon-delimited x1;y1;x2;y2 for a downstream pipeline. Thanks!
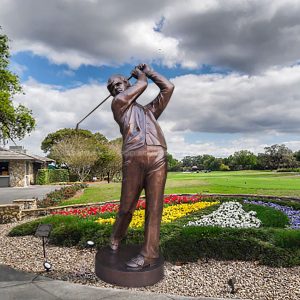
107;63;174;270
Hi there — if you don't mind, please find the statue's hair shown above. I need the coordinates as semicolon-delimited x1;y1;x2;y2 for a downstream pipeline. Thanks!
107;74;130;95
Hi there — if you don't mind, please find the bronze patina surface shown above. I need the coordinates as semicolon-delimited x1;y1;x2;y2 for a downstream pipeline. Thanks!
108;64;174;266
95;245;164;287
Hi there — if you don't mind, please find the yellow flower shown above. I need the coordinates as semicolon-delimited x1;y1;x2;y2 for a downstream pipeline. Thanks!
95;217;115;225
95;201;219;228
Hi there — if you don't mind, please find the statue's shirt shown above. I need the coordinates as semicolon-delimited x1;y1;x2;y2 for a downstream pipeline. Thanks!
111;71;174;154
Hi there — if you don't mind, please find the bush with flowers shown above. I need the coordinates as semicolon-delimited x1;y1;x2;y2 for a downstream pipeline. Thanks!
9;195;300;267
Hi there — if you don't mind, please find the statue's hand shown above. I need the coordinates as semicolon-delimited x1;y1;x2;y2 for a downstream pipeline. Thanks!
131;66;145;79
137;63;152;76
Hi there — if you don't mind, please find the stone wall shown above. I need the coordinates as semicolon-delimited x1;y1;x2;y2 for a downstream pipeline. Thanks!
8;160;34;187
0;204;21;224
9;160;26;187
13;199;37;210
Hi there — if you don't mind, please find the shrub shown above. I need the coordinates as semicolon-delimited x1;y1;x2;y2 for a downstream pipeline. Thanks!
36;169;49;185
36;169;69;185
277;168;300;172
161;226;300;267
37;183;88;208
49;169;69;183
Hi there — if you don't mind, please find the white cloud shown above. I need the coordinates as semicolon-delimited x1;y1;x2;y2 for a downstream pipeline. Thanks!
12;78;120;155
1;0;300;72
10;65;300;157
164;65;300;134
162;0;300;72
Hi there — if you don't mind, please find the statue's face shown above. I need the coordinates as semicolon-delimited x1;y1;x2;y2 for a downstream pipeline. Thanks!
112;78;127;96
107;75;129;96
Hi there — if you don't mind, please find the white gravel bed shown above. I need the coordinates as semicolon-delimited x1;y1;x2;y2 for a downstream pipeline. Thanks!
0;219;299;300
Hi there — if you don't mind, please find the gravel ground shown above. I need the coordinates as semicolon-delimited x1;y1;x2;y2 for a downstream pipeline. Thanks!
0;219;299;300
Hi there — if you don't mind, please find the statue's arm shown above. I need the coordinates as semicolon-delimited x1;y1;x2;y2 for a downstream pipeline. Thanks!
144;65;175;119
112;69;147;121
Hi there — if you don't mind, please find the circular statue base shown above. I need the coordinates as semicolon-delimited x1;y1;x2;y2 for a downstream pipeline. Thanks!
95;244;164;287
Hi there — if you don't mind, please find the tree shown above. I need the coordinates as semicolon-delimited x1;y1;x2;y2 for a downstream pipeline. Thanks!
181;156;194;169
41;129;124;182
261;144;298;170
41;128;107;154
92;137;122;183
166;152;181;171
51;135;98;182
181;154;221;171
228;150;257;170
202;154;222;171
219;163;230;171
0;30;35;143
294;150;300;163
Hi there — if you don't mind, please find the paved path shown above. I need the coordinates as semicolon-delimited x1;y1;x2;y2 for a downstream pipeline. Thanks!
0;185;63;204
0;265;230;300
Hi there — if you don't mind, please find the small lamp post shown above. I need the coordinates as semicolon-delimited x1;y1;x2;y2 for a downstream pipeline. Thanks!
35;224;53;272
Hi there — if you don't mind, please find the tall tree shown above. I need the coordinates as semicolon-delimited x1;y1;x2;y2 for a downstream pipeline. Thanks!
228;150;257;170
0;29;35;143
294;150;300;163
262;144;298;170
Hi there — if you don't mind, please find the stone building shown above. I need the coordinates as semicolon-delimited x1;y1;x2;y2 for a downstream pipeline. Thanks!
0;146;54;187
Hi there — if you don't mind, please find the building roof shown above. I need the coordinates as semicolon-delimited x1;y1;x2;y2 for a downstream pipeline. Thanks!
0;147;54;163
26;153;55;163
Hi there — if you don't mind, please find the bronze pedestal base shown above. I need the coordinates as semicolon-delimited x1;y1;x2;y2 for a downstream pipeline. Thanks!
95;244;164;287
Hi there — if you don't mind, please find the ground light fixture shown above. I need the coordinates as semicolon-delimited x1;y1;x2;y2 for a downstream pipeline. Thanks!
87;240;95;248
43;261;52;272
87;240;95;255
35;224;53;272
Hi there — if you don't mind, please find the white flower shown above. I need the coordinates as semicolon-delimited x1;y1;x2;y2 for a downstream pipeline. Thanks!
185;202;261;228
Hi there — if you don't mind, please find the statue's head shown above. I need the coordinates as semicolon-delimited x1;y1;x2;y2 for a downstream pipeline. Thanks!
107;75;131;96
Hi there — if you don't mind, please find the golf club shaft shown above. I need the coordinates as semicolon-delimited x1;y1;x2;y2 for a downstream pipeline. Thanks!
75;75;133;130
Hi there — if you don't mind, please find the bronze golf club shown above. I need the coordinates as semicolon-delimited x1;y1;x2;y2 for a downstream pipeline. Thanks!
75;75;133;130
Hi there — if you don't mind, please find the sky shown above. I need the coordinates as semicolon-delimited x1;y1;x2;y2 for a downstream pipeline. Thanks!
1;0;300;159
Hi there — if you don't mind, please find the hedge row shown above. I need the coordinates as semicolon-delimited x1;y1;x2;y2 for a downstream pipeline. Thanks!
9;205;300;267
36;169;69;185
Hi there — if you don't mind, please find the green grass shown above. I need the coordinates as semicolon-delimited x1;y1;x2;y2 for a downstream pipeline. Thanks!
243;203;290;228
60;170;300;206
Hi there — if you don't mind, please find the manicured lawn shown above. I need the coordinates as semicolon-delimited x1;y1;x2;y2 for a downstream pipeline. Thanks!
60;170;300;205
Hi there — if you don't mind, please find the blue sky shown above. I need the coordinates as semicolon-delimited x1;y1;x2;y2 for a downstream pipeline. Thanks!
1;0;300;158
11;51;230;88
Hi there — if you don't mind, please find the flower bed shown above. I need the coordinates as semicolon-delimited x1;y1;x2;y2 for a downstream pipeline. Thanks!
51;202;119;218
244;199;300;229
186;202;261;228
96;201;219;228
51;194;219;227
50;194;208;218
